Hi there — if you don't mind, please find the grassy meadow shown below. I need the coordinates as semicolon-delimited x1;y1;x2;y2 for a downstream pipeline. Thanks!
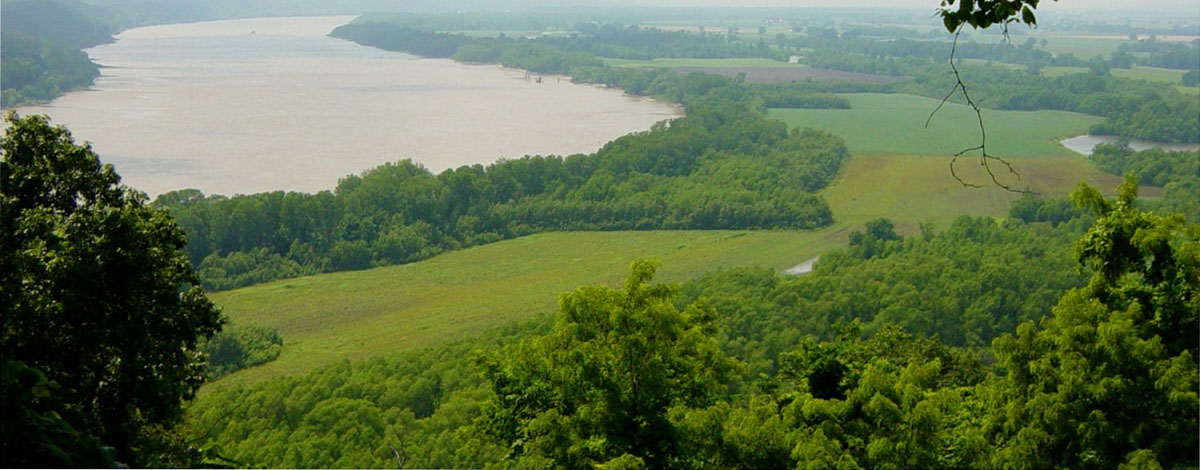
768;93;1101;157
1042;64;1193;84
206;229;848;390
1039;35;1127;59
819;154;1146;234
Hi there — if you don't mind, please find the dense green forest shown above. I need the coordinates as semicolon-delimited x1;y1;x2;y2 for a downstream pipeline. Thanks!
188;185;1199;469
156;72;849;290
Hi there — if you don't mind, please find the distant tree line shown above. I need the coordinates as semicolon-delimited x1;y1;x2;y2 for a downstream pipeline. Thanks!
1088;142;1200;221
786;34;1090;73
900;64;1200;143
1116;38;1200;71
156;76;849;290
331;21;786;71
335;18;1198;145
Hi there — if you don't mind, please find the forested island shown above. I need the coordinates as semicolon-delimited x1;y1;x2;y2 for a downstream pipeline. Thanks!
2;0;1199;468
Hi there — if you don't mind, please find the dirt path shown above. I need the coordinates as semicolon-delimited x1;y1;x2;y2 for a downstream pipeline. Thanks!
784;255;821;275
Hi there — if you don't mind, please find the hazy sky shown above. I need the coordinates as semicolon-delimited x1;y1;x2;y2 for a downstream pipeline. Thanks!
639;0;1199;14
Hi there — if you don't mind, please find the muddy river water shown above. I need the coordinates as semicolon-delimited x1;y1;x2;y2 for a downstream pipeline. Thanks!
15;16;681;196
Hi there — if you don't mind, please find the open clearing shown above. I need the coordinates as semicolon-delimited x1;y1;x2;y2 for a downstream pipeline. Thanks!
1042;64;1193;85
671;66;900;84
768;93;1101;157
206;229;848;390
819;154;1149;234
1039;35;1127;59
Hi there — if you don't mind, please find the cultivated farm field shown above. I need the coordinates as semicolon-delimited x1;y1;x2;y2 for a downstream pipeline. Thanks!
819;153;1147;233
768;93;1101;157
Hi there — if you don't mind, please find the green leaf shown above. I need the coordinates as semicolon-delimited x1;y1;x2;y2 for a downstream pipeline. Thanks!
1022;6;1037;25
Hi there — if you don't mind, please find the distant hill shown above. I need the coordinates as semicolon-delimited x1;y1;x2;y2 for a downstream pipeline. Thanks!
0;0;117;107
0;0;117;48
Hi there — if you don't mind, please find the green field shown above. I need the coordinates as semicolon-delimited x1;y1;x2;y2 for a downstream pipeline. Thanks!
1043;64;1191;84
820;154;1143;234
206;229;848;390
1039;35;1127;59
768;93;1101;157
603;57;795;68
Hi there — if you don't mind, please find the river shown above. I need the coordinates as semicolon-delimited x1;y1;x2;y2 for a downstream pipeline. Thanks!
14;16;682;197
1059;134;1200;155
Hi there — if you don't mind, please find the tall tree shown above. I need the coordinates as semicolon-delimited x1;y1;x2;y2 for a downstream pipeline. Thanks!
478;259;736;469
1;113;223;466
985;177;1199;469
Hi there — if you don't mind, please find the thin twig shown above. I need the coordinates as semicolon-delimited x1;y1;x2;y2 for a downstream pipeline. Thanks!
211;453;243;467
390;441;407;469
926;28;1032;194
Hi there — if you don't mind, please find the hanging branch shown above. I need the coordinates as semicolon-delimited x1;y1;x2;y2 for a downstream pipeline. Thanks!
927;27;1032;194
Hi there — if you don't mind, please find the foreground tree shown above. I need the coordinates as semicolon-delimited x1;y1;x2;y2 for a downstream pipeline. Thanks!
984;177;1199;469
478;260;736;469
0;113;223;466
